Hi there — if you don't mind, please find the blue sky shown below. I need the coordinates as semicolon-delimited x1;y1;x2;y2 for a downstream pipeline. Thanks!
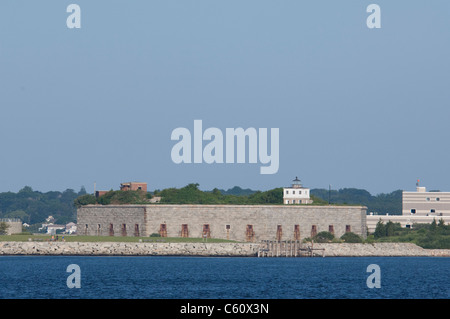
0;1;449;195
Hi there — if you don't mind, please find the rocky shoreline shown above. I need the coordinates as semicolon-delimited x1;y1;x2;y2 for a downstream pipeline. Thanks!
0;241;448;257
0;241;260;257
311;243;449;257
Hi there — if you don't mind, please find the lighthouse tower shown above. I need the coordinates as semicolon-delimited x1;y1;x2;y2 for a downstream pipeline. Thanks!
283;177;313;205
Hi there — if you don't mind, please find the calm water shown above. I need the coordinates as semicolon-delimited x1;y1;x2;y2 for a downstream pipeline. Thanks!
0;256;448;299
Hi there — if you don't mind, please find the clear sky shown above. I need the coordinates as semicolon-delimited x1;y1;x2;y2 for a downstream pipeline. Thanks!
0;1;449;195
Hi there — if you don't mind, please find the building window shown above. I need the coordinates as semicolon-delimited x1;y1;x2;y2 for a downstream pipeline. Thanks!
345;225;351;233
329;225;334;234
286;200;289;204
181;224;189;238
292;200;296;204
436;198;440;201
411;209;416;214
226;225;230;230
426;197;430;201
246;225;255;242
160;224;167;237
276;225;282;241
286;190;289;194
121;224;127;237
134;224;140;237
109;223;114;236
311;225;317;238
431;209;435;213
293;191;295;194
299;191;302;194
203;224;211;238
294;225;300;240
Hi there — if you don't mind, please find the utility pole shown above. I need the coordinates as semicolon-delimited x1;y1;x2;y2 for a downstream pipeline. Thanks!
328;184;331;205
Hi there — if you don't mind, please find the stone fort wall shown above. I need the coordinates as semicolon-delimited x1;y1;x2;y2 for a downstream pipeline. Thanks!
77;206;147;237
77;205;367;241
0;219;22;235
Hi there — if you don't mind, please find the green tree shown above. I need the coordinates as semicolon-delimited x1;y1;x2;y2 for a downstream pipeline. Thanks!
74;194;97;207
212;188;222;196
248;188;283;204
374;220;386;239
310;195;328;205
430;218;437;232
385;221;396;237
311;188;402;214
0;222;10;235
4;210;29;222
18;186;34;194
78;186;87;196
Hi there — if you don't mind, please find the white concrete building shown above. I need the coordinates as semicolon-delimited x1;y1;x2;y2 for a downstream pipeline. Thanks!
283;177;313;204
402;185;450;217
46;224;65;235
366;182;450;232
65;222;77;234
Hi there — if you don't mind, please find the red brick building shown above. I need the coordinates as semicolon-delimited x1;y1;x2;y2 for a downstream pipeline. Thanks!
95;182;148;198
95;190;109;198
120;182;147;192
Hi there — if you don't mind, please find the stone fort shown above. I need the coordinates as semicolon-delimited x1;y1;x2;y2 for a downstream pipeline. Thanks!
77;204;367;241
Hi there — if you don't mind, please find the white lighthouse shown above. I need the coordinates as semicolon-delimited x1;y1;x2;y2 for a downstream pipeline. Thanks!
283;177;313;205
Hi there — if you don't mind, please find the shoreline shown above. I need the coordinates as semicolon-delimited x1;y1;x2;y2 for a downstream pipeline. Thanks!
0;241;448;257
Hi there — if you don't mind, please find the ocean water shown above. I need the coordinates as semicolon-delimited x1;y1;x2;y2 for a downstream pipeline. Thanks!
0;256;448;299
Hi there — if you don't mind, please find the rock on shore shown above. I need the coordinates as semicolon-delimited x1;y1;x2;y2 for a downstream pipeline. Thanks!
0;241;448;257
312;243;449;257
0;242;259;256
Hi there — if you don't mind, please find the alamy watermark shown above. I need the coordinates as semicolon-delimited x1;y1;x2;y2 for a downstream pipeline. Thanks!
64;4;381;30
170;120;279;174
366;264;381;288
66;264;81;288
66;4;81;29
366;4;381;29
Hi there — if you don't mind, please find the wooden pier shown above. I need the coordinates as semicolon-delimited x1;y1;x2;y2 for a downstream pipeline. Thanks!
257;240;325;257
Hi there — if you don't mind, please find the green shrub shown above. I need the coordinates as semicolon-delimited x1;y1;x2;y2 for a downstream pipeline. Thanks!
0;222;10;235
74;194;97;207
340;232;363;243
314;231;334;243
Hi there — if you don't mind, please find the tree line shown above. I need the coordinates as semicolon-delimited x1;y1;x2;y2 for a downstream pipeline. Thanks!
0;184;403;229
74;183;285;206
74;184;402;214
372;219;450;249
0;186;86;225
